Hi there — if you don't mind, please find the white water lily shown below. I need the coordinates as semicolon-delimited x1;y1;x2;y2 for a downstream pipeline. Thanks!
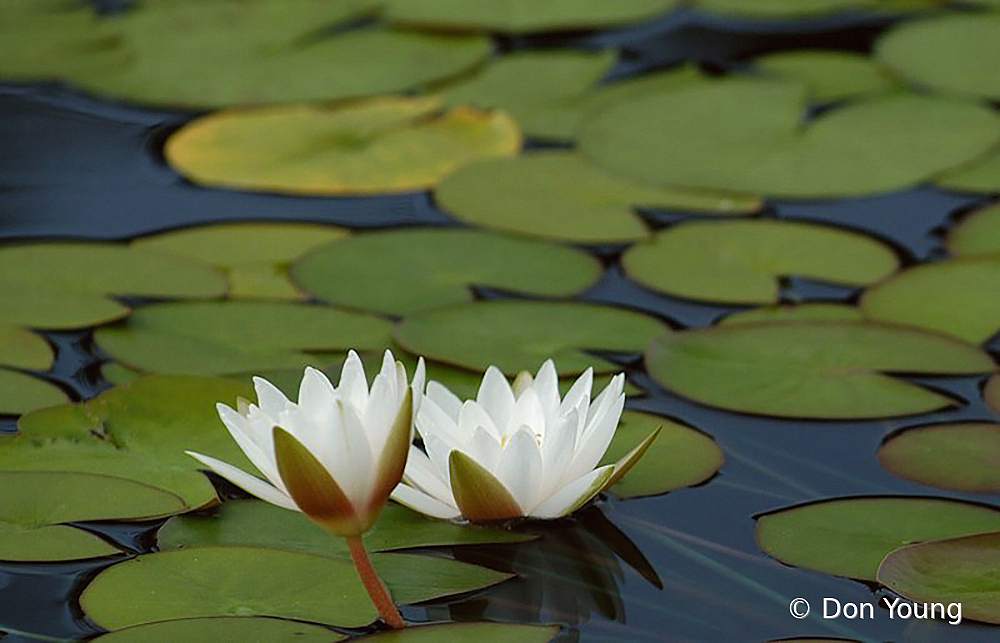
391;360;659;522
187;350;425;537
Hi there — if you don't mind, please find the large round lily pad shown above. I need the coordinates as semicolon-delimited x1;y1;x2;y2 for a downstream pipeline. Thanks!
646;321;994;419
878;422;1000;493
622;220;898;304
876;14;1000;101
598;411;723;498
755;496;1000;581
877;532;1000;625
946;203;1000;258
94;300;393;375
860;257;1000;344
578;77;1000;198
936;148;1000;194
81;547;511;629
165;97;520;195
91;617;344;643
0;326;53;370
291;228;601;315
0;369;68;415
435;152;760;244
396;300;669;375
354;623;560;642
755;50;897;103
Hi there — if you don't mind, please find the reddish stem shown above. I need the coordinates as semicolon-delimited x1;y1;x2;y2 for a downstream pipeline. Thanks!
346;534;405;629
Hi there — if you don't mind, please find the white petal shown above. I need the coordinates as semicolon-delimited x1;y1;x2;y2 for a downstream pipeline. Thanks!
559;367;593;422
216;403;283;490
391;483;461;520
338;350;369;411
586;373;624;426
509;389;545;441
532;360;561;422
423;432;455;484
410;357;426;417
253;376;292;417
466;426;502;473
401;445;453;504
186;451;298;511
495;429;542;512
363;371;398;455
529;465;614;519
540;409;578;494
425;381;462;421
476;366;515;430
337;400;374;507
458;400;501;440
564;392;624;484
298;367;336;415
415;396;464;446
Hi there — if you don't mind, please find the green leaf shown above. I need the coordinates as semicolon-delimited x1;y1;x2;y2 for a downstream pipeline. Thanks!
877;532;1000;625
579;77;1000;198
449;450;524;521
0;521;120;563
165;97;520;195
860;257;1000;344
599;411;723;498
353;623;559;643
0;369;68;414
90;617;345;643
936;145;1000;194
878;422;1000;493
755;50;897;102
622;220;898;304
756;496;1000;581
396;300;669;375
435;152;760;244
717;303;863;326
0;326;53;370
693;0;938;18
876;14;1000;101
94;300;393;375
80;547;511;629
946;203;1000;257
291;228;601;316
646;321;994;419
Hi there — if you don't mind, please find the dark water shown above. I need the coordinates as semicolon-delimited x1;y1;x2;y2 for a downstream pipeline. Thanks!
2;4;999;642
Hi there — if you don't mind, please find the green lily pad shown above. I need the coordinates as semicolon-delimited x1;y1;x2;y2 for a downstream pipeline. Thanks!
876;14;1000;101
878;422;1000;493
987;375;1000;416
754;50;897;102
165;96;520;195
860;257;1000;344
0;369;68;415
354;623;559;642
936;147;1000;194
756;496;1000;581
946;203;1000;257
645;321;994;419
0;327;53;370
384;0;675;32
694;0;937;18
91;617;344;643
131;222;350;300
578;77;1000;198
396;300;669;375
718;303;863;326
159;499;534;557
0;521;119;563
14;374;254;508
81;547;511;629
291;228;601;316
94;300;392;375
622;220;898;304
435;152;760;244
598;411;723;498
877;532;1000;625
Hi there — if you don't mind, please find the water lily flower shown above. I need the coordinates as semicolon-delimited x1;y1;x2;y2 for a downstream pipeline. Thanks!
391;360;659;522
187;349;424;629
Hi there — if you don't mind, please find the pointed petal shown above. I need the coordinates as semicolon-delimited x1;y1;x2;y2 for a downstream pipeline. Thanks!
253;376;292;417
391;483;461;520
511;370;533;398
216;403;283;489
458;400;501;440
272;426;364;536
369;386;412;513
411;357;426;416
449;450;523;521
186;451;297;511
401;445;453;503
363;371;396;454
540;408;578;493
415;395;465;446
565;391;624;484
466;426;502;473
495;429;543;512
235;396;251;417
509;388;545;441
533;360;561;421
338;350;369;411
603;426;661;491
530;465;615;519
337;400;373;508
298;366;336;414
559;367;593;420
426;380;462;421
476;366;515;429
586;373;624;426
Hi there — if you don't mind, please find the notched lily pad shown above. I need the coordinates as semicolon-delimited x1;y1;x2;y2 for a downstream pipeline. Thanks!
946;203;1000;258
646;321;994;419
878;422;1000;493
622;220;898;304
877;532;1000;625
90;617;345;643
165;96;520;195
756;496;1000;581
291;227;601;316
0;369;68;415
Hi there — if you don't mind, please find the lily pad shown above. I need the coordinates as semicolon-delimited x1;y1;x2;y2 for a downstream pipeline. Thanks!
0;327;53;370
754;50;897;102
936;146;1000;194
354;623;560;642
860;257;1000;344
131;222;350;300
384;0;675;32
165;97;520;195
396;300;669;375
946;203;1000;258
94;300;393;375
81;546;511;629
158;499;534;557
694;0;937;18
755;496;1000;581
0;369;68;415
876;14;1000;101
291;228;601;316
877;532;1000;624
622;220;898;304
598;411;723;498
718;303;863;326
645;321;994;419
878;422;1000;493
91;617;345;643
435;152;760;244
578;77;1000;198
0;521;119;563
